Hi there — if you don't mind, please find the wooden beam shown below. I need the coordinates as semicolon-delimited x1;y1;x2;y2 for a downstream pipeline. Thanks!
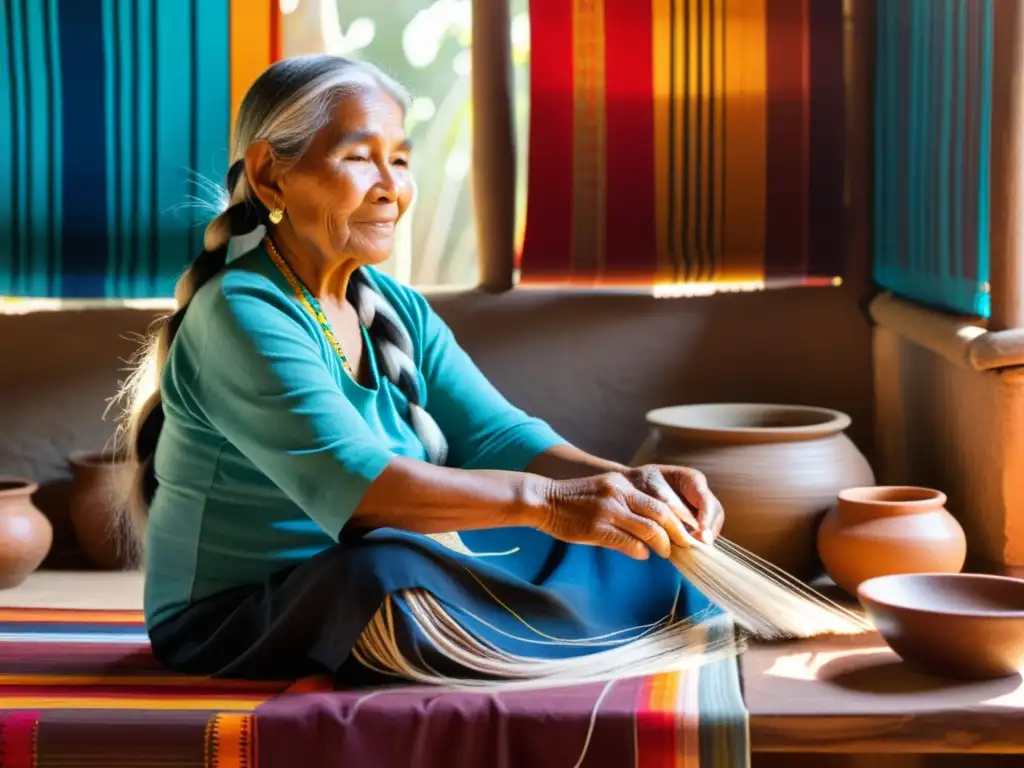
989;0;1024;330
844;0;875;295
470;0;516;292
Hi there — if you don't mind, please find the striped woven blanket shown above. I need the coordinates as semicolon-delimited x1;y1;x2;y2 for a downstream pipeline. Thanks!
0;607;749;767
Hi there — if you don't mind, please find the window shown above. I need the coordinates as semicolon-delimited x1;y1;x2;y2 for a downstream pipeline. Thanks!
281;0;530;288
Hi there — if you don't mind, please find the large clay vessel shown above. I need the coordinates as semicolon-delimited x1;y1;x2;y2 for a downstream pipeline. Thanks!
819;486;966;595
633;403;875;578
69;451;135;570
0;478;53;588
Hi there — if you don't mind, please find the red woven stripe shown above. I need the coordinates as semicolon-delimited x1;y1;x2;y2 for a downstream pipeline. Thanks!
635;676;675;768
764;0;810;276
0;642;150;657
603;0;656;279
269;0;282;63
0;711;40;768
521;0;574;279
0;644;159;679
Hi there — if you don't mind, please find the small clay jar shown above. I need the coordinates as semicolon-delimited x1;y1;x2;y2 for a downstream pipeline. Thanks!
69;451;134;570
0;478;53;588
818;486;967;595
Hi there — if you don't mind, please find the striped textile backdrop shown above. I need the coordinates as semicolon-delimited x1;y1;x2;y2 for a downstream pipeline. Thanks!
0;0;280;299
520;0;847;289
874;0;993;318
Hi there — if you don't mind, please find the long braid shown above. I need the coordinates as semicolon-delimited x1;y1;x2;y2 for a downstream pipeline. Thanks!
118;163;262;558
344;271;517;559
348;271;448;466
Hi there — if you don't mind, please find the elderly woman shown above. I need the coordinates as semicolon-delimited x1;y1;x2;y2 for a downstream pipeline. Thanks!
127;54;724;682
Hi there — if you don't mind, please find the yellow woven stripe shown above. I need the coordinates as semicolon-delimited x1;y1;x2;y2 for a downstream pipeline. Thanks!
699;0;715;278
0;675;278;689
0;696;264;710
712;0;726;270
0;608;143;623
230;0;273;139
721;0;767;280
652;0;673;281
571;0;606;274
647;670;679;715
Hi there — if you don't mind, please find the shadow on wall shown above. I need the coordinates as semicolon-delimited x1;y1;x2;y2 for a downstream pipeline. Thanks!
0;285;873;565
0;308;158;568
430;283;873;461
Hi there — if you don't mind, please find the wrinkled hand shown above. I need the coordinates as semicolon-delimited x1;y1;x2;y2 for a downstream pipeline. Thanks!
632;464;725;545
533;466;724;561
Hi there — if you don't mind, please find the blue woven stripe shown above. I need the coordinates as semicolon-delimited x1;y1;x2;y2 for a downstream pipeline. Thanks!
0;622;145;637
58;0;108;298
0;0;233;299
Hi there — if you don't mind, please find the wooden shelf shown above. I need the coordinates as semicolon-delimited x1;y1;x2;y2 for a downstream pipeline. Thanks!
744;633;1024;754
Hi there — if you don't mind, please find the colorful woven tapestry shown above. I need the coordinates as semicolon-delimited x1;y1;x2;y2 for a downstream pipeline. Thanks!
873;0;993;318
0;606;749;767
0;0;280;299
520;0;846;289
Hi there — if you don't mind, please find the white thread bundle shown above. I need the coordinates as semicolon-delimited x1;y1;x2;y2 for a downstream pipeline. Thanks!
352;533;871;689
352;590;738;691
671;536;870;639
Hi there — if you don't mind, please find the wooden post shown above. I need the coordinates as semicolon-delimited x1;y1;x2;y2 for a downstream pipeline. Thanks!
846;0;876;296
989;0;1024;330
470;0;516;292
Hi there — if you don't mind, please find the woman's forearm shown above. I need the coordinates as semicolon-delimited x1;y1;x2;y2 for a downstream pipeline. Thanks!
350;456;550;533
350;444;631;536
526;443;628;480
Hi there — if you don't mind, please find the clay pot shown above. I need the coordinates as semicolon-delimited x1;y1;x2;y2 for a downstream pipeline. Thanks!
818;486;966;595
69;451;134;570
859;573;1024;679
0;478;53;588
633;403;874;578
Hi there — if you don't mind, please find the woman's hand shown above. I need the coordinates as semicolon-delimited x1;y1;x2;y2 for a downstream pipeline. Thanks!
528;467;724;561
628;465;725;545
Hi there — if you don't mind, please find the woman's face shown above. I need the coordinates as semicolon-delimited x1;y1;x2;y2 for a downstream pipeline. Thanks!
273;85;414;266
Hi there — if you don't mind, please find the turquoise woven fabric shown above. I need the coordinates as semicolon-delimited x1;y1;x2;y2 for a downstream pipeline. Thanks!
0;0;230;298
874;0;993;318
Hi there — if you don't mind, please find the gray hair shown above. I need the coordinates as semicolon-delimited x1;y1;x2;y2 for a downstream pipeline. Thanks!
206;54;410;252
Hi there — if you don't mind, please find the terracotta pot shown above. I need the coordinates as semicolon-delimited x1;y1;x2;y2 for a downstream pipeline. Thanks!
69;451;134;570
819;486;966;595
633;403;875;578
859;573;1024;679
0;478;53;588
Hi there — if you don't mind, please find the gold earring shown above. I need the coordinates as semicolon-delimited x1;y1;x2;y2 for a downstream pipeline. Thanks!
268;198;284;225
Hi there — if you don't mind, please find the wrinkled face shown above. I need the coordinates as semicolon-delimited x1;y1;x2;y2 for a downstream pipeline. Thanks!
274;85;413;266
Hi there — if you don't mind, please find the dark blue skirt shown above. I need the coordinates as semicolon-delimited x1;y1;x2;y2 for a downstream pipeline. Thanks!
148;525;718;683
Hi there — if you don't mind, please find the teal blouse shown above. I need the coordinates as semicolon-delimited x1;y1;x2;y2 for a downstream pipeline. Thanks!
143;246;565;628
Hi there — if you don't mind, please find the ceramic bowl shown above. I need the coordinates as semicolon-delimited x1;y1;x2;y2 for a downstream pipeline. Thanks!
858;573;1024;679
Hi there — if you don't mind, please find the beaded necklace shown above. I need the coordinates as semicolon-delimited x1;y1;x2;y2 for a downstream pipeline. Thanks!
264;236;355;377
